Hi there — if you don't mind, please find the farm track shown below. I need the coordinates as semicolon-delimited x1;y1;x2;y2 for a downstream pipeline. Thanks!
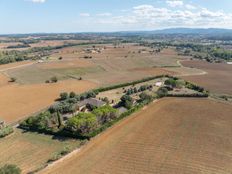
41;98;232;174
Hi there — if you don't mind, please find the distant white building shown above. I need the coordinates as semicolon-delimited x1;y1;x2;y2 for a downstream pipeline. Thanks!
155;82;163;87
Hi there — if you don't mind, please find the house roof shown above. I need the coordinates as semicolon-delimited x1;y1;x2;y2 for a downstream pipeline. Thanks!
77;98;106;108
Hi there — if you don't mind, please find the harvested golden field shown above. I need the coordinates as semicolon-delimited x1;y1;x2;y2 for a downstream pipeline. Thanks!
37;59;95;69
130;67;176;76
182;60;232;95
0;60;34;71
29;40;90;48
0;80;97;124
42;98;232;174
0;129;80;174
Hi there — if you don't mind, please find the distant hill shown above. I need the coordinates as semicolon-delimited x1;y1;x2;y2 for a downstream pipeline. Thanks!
151;28;232;35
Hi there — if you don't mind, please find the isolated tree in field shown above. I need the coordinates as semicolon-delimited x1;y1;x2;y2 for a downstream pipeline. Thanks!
0;164;21;174
51;76;58;83
60;92;68;100
9;77;16;82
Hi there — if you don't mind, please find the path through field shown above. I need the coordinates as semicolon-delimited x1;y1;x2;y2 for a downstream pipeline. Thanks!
42;98;232;174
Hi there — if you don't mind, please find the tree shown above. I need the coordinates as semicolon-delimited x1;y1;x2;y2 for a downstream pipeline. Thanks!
66;113;98;136
164;78;177;88
51;76;58;83
9;77;16;82
120;95;133;109
0;164;21;174
92;105;118;124
60;92;68;100
57;111;63;128
139;92;152;102
156;87;168;98
69;92;76;98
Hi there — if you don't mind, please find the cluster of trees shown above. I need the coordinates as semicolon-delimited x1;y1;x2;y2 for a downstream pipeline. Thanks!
0;50;28;64
7;43;30;49
20;111;59;132
94;75;167;93
125;85;153;95
211;48;232;60
0;164;21;174
185;82;205;93
20;90;99;133
0;126;14;138
21;104;118;138
164;78;185;88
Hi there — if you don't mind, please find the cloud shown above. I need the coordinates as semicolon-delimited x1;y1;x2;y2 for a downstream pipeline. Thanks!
27;0;46;3
185;4;196;10
91;4;232;29
97;13;112;17
80;13;90;17
166;0;183;8
74;3;232;31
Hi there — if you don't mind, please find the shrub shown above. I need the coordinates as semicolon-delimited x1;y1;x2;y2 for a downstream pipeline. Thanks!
0;126;14;138
47;146;71;163
0;164;21;174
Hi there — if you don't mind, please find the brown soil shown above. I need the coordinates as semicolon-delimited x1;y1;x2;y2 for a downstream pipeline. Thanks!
0;80;97;124
182;60;232;95
42;98;232;174
0;73;10;87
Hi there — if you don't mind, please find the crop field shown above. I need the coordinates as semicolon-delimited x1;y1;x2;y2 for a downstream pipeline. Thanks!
0;129;81;174
181;60;232;95
42;98;232;174
7;63;104;84
0;79;97;124
3;45;193;86
0;45;208;124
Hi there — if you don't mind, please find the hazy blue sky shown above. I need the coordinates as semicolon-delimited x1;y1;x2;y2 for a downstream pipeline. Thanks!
0;0;232;34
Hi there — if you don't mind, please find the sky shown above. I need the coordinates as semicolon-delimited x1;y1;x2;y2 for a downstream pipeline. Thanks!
0;0;232;34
